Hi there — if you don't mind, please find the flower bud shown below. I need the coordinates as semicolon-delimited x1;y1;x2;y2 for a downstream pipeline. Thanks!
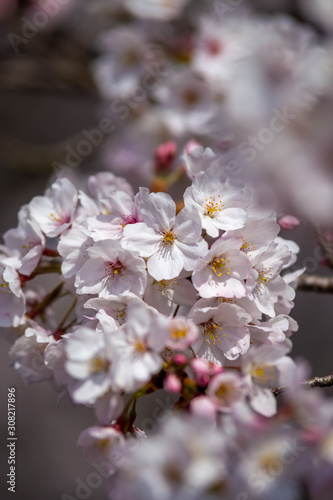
163;373;182;393
278;215;300;231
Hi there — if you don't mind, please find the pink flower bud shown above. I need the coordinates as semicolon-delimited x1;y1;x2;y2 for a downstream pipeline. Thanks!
154;141;177;172
278;215;301;231
191;358;223;387
173;354;187;365
163;373;182;394
190;396;217;420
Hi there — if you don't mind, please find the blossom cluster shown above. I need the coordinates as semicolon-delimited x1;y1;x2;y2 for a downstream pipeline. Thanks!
3;1;333;498
3;141;327;498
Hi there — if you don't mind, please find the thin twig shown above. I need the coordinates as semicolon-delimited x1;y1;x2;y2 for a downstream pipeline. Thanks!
273;373;333;396
54;298;77;335
297;274;333;293
313;225;333;269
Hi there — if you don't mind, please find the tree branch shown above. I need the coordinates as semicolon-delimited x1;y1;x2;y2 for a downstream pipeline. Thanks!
297;273;333;293
313;225;333;269
273;373;333;396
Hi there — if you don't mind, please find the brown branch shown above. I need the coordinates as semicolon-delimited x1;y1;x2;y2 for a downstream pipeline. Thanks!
313;225;333;269
297;274;333;293
273;373;333;397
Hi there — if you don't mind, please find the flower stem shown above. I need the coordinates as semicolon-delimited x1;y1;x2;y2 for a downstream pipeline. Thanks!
54;298;77;337
28;282;64;319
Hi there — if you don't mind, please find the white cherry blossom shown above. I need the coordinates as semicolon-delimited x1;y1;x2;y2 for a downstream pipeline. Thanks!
65;326;118;404
123;192;207;281
0;264;25;327
124;0;190;21
247;241;293;317
240;344;295;417
77;426;125;464
108;303;169;392
184;167;248;237
9;326;54;384
192;236;254;299
190;301;251;363
3;205;45;276
75;239;147;297
58;223;94;279
87;188;148;242
29;178;78;238
143;270;197;316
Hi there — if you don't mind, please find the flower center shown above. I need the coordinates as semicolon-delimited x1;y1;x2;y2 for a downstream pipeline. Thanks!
249;363;277;385
241;239;256;253
105;260;126;279
215;383;231;404
155;278;179;293
135;341;146;353
259;452;281;475
90;357;110;374
205;38;223;56
116;307;127;324
203;196;224;218
203;321;225;345
161;230;177;246
257;266;273;291
182;89;200;106
0;279;10;294
96;438;111;452
122;50;140;66
210;256;231;277
119;214;137;229
171;327;188;340
49;212;70;225
21;240;35;255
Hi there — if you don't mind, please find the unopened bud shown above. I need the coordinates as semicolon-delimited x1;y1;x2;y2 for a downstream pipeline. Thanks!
154;141;177;173
278;215;300;231
163;373;182;394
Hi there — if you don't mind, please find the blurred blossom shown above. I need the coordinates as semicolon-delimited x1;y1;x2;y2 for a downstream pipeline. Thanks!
124;0;190;21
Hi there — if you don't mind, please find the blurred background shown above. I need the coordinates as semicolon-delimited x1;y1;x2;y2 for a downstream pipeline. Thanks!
1;0;333;499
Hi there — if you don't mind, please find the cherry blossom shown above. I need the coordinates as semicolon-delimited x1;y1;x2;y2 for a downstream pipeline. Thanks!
108;303;169;392
123;192;207;280
3;206;45;276
192;236;254;299
87;187;148;242
29;178;78;238
0;264;25;328
190;301;251;363
74;239;147;297
184;166;248;237
240;344;296;417
124;0;190;21
65;326;118;404
143;270;197;316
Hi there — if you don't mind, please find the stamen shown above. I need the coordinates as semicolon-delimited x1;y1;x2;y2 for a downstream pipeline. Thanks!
170;327;188;340
210;256;231;277
90;357;110;374
105;260;126;279
202;321;224;345
203;196;224;218
257;267;273;292
161;229;177;246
